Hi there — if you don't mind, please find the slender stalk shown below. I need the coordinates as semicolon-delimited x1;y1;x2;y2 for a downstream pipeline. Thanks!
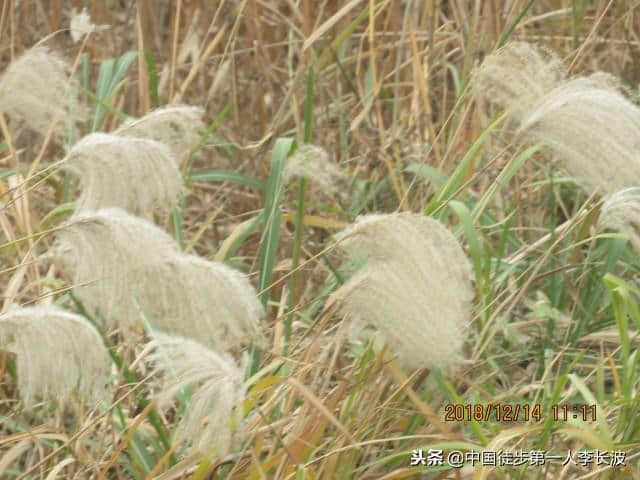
284;68;314;351
71;295;176;466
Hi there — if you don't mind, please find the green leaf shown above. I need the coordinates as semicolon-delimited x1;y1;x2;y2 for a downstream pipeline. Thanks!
257;138;294;307
187;170;265;190
424;111;507;215
91;51;137;131
144;52;160;107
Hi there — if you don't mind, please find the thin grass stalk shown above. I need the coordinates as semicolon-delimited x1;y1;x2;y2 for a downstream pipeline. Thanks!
70;294;176;466
285;68;314;351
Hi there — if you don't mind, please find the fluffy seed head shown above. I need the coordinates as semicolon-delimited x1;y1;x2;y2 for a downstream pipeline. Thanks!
283;144;347;196
133;254;263;352
0;46;82;138
54;208;180;331
472;41;566;121
517;74;640;194
147;332;245;456
63;133;183;218
598;187;640;251
328;213;474;370
69;7;108;43
55;209;262;349
0;306;111;408
116;105;205;162
474;42;640;195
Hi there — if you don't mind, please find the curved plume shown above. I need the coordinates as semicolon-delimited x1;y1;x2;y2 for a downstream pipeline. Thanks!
55;209;262;349
116;105;205;162
54;208;180;331
517;74;640;194
134;254;263;351
0;306;111;407
598;187;640;251
0;46;82;138
474;42;640;195
328;213;474;370
147;332;245;456
472;41;566;121
63;132;182;218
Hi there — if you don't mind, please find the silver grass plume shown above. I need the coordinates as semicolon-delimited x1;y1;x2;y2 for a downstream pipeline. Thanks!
0;306;111;407
55;209;262;350
472;41;566;122
328;213;474;370
63;133;182;218
598;187;640;251
69;7;108;43
283;144;347;196
134;253;263;351
116;105;205;162
54;208;180;331
474;42;640;195
147;332;245;456
0;46;82;137
516;74;640;194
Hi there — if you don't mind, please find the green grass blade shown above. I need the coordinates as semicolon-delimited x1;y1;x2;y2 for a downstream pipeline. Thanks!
258;137;294;307
471;144;539;222
91;51;137;131
187;170;265;190
424;111;507;215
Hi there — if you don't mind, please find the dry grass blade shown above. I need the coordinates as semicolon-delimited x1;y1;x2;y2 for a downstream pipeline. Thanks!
0;305;111;408
328;213;474;370
598;187;640;251
63;132;182;218
0;46;82;138
116;105;205;163
147;332;245;456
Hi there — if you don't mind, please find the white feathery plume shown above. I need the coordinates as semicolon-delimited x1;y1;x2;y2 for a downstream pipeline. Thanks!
516;74;640;194
0;46;82;138
474;42;640;195
69;7;109;43
54;208;180;331
598;187;640;251
0;306;111;407
55;209;262;349
63;132;182;218
147;332;245;456
283;144;347;196
116;105;205;162
134;254;263;352
328;213;474;371
472;41;566;121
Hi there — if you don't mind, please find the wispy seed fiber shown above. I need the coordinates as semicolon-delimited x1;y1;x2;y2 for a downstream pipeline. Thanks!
0;306;111;408
63;132;182;218
55;208;180;331
598;187;640;251
283;144;347;196
0;46;82;138
116;105;205;163
329;213;474;371
147;332;245;456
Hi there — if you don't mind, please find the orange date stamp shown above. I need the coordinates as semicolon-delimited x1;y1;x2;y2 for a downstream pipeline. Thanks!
443;403;597;423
